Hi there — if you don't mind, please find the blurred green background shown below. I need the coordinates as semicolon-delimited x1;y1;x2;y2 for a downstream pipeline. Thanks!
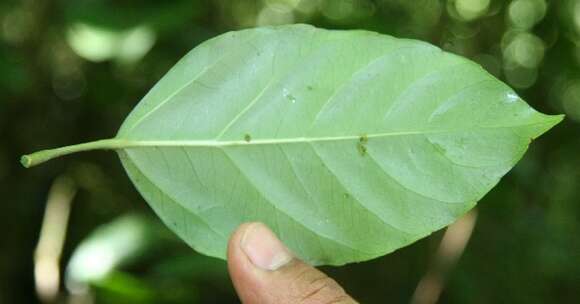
1;0;578;303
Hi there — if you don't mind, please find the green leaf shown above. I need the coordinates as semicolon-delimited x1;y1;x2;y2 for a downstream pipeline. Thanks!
22;24;563;265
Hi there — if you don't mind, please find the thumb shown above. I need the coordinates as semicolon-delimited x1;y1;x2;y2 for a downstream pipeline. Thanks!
227;222;357;304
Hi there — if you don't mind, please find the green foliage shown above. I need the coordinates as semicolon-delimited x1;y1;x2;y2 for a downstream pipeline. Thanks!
23;25;561;266
65;215;230;303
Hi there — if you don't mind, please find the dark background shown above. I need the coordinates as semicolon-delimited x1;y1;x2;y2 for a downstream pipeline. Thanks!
1;0;578;303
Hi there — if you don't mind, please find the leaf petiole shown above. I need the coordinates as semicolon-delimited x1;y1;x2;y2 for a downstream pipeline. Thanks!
21;139;126;168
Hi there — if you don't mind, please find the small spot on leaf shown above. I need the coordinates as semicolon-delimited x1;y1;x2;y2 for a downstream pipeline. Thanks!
359;135;368;144
357;135;368;156
244;134;251;142
283;88;296;103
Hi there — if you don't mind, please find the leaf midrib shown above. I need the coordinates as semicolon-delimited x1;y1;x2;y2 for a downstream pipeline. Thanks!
115;119;559;148
20;118;560;168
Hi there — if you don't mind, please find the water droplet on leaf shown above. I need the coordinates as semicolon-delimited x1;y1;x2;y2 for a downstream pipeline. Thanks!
506;92;519;103
283;88;296;103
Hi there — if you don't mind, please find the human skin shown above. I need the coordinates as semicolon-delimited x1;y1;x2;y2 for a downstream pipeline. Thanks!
227;222;358;304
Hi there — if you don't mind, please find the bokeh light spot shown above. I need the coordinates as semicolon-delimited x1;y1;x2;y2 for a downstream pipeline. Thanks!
117;27;156;64
503;31;545;69
257;3;295;25
321;0;375;23
562;80;580;121
508;0;547;30
455;0;491;21
574;0;580;32
67;23;118;62
67;23;156;63
65;216;151;291
1;7;34;44
295;0;321;14
265;0;301;9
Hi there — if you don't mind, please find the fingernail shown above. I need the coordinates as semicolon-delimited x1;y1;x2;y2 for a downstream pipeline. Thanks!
240;223;293;271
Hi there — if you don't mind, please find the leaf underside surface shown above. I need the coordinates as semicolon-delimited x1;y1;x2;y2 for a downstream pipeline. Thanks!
31;24;563;266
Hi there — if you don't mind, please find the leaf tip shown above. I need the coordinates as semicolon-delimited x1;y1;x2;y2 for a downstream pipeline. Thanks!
552;114;565;125
531;114;565;140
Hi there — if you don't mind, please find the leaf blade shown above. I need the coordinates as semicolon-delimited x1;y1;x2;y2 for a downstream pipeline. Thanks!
23;24;563;265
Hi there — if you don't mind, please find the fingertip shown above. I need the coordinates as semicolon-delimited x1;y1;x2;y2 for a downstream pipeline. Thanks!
227;222;255;258
227;222;257;276
227;222;267;304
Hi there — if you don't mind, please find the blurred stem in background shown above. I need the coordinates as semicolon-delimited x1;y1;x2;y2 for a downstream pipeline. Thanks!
34;176;77;303
411;210;478;304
